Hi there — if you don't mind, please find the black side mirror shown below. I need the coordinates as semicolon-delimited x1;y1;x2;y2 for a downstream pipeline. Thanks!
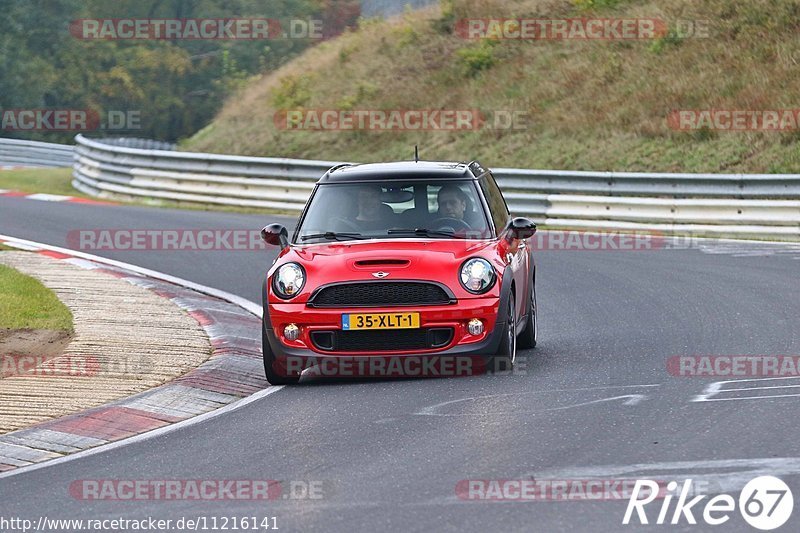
261;224;289;250
505;217;537;241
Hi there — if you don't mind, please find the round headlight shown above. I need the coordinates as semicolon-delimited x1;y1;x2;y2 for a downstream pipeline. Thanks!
273;263;306;299
459;258;496;294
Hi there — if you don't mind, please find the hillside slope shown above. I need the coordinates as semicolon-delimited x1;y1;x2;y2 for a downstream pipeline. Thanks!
184;0;800;173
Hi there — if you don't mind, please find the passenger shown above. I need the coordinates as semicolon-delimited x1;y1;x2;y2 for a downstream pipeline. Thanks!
357;185;384;222
354;185;393;230
437;185;469;221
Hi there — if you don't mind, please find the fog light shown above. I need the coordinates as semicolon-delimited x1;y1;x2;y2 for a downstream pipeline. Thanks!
283;324;300;341
467;319;484;336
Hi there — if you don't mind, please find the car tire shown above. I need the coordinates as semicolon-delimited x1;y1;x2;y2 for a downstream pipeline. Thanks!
263;326;300;385
517;279;537;349
491;292;516;374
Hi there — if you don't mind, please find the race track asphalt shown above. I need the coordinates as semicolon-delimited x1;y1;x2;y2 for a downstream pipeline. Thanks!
2;196;799;532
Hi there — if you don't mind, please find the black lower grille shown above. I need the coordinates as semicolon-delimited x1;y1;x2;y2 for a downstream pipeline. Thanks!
309;282;453;307
311;328;453;352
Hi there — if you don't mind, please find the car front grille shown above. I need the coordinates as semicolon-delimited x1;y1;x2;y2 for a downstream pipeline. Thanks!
311;328;453;352
308;282;454;308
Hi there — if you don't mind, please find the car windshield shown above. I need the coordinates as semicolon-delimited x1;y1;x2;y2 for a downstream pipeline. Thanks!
295;180;492;243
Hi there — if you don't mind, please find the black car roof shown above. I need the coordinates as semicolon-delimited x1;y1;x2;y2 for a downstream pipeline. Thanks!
317;160;489;183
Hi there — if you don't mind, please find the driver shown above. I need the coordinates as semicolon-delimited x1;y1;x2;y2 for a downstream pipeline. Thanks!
437;185;469;221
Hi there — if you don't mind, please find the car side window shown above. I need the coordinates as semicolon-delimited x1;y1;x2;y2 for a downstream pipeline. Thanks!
479;174;510;234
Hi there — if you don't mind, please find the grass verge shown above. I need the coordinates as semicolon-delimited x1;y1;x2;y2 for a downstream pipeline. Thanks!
0;168;84;197
0;262;74;332
183;0;800;174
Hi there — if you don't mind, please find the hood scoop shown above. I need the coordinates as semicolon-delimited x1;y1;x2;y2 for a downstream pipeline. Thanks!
352;259;411;270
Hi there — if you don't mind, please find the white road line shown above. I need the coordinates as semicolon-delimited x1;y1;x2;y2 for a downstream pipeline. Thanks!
24;193;71;202
416;394;649;417
694;376;800;402
415;385;658;417
713;376;800;384
0;385;284;481
694;393;800;402
1;241;40;251
723;384;800;392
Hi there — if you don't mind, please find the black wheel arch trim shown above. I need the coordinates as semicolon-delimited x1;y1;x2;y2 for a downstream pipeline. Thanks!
518;247;536;326
497;264;515;332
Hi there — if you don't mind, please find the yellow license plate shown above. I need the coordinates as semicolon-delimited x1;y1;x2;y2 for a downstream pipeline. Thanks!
342;312;420;331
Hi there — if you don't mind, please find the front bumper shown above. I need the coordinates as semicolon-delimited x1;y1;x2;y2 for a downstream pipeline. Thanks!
260;267;516;379
263;300;507;379
265;297;503;357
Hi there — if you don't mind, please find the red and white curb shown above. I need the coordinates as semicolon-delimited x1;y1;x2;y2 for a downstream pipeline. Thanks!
0;235;278;477
0;189;116;205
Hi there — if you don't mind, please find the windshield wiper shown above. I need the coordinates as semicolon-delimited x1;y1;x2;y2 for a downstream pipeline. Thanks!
300;232;366;242
387;228;460;238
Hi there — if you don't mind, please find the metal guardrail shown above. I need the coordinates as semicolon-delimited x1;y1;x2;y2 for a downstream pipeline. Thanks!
0;138;75;168
72;135;339;211
30;135;793;240
93;137;177;151
495;168;800;199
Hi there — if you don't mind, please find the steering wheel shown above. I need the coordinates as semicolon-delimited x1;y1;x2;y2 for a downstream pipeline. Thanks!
430;217;471;232
330;217;362;233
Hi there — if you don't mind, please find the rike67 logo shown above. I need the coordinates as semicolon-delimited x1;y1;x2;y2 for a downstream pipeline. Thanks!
624;476;793;530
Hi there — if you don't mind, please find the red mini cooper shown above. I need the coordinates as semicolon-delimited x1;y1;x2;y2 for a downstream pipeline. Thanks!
260;160;537;384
